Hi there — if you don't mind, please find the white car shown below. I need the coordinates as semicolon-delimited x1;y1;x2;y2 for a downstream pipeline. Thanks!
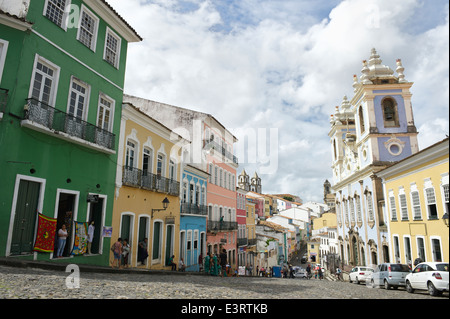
349;266;374;284
405;262;449;296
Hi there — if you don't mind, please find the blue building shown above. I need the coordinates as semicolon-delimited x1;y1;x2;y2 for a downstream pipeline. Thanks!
179;164;208;271
328;49;419;267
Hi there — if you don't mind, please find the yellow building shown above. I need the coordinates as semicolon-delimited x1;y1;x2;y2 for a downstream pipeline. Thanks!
377;138;449;266
246;196;257;259
111;102;189;269
263;194;278;218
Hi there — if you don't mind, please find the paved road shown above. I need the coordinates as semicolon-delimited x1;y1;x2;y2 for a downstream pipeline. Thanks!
0;265;446;300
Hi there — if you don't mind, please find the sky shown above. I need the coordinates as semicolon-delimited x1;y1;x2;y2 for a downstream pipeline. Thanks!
107;0;449;203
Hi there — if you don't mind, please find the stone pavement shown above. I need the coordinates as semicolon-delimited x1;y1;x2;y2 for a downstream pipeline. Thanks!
0;257;445;300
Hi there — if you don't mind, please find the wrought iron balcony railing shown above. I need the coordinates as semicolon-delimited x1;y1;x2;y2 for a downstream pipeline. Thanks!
122;166;180;196
207;220;238;232
180;202;208;216
23;98;115;151
237;238;248;247
204;140;238;165
0;88;8;115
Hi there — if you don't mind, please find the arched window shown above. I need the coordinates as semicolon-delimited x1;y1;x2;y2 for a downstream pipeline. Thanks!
382;97;399;127
358;106;365;134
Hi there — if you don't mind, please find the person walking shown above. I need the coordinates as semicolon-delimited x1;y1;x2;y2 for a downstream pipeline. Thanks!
306;264;311;279
336;267;342;281
318;266;323;280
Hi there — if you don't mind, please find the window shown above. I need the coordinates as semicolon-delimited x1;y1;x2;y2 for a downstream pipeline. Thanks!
142;148;153;174
195;184;200;204
189;183;194;204
168;159;176;180
358;106;365;134
104;28;121;68
30;58;59;105
67;78;89;121
399;191;408;220
44;0;69;29
410;189;422;220
389;194;397;220
349;197;355;223
355;196;362;223
425;187;438;219
442;184;449;214
77;6;99;51
97;95;113;131
0;39;8;84
366;192;374;221
157;154;165;177
125;141;136;169
182;181;187;203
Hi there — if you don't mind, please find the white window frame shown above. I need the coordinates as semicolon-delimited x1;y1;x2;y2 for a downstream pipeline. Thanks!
28;55;61;106
388;190;397;221
66;76;90;121
96;93;114;131
125;140;137;169
424;179;438;220
398;187;409;221
410;183;422;220
103;27;121;69
0;39;9;84
76;4;99;51
43;0;72;30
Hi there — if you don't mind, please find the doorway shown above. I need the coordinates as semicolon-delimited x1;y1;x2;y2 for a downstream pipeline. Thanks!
54;193;76;257
10;180;41;255
165;224;174;266
87;197;104;254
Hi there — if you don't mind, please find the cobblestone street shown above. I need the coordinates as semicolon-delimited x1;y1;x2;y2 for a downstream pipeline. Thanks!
0;265;446;300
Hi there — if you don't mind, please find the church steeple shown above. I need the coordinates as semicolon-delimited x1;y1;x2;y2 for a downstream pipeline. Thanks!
329;48;419;185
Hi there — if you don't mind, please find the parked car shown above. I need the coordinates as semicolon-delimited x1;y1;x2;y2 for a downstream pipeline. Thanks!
405;262;449;296
294;267;308;279
349;266;374;284
370;263;411;289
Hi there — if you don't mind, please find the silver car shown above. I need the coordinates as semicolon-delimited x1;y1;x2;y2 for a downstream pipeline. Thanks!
370;263;411;289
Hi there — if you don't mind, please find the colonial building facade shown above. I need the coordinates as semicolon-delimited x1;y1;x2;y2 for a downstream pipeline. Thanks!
377;138;448;266
0;0;140;265
329;48;419;267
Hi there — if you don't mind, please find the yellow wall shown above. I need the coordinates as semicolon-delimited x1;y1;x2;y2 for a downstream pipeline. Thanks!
312;212;337;230
111;109;183;270
384;154;448;264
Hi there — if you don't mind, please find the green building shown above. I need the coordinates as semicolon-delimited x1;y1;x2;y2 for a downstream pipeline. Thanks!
0;0;141;265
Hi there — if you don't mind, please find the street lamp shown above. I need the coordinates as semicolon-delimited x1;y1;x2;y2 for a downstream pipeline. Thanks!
151;197;170;218
442;212;449;227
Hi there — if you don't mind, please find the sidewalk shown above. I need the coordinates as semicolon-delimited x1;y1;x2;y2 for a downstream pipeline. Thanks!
0;256;205;276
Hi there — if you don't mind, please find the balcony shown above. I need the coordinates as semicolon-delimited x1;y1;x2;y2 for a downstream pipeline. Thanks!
180;202;208;216
238;238;248;247
0;88;8;119
247;238;257;246
22;98;115;153
207;220;238;232
122;166;180;196
204;140;238;165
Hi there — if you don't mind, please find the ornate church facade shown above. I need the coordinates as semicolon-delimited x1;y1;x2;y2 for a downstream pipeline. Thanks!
329;49;419;267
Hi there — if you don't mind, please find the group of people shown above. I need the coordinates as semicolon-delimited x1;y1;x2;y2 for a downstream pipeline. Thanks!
110;237;131;269
203;249;230;277
55;217;95;258
306;264;324;280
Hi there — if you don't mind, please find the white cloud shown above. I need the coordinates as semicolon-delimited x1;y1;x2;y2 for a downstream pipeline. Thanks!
108;0;449;202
